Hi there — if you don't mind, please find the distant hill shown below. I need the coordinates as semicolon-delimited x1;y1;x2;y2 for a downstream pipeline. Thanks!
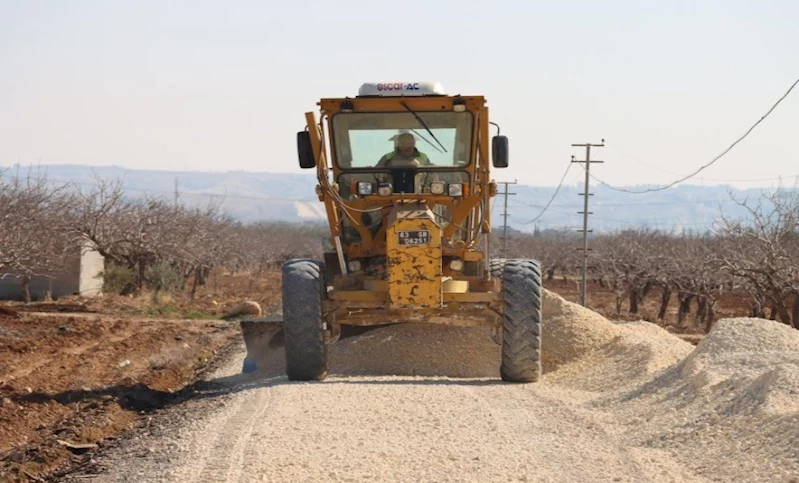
5;164;783;233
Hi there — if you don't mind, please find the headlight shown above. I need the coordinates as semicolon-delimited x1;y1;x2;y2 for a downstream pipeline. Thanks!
357;182;374;196
377;183;393;196
449;259;464;271
430;181;446;195
448;183;464;197
348;260;362;272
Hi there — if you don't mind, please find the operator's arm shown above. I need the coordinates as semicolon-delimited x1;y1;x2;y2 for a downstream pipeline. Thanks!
417;152;433;166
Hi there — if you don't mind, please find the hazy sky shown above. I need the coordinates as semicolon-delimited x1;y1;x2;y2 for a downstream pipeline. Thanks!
1;0;797;189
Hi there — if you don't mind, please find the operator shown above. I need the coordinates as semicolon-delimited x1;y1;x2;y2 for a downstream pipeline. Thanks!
376;132;433;168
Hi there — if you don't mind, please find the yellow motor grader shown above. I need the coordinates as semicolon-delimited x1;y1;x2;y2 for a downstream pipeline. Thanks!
242;81;543;382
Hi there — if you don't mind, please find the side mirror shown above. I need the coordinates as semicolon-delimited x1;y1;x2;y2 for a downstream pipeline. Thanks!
297;131;316;169
492;135;509;168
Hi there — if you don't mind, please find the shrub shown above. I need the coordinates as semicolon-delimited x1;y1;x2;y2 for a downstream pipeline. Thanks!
101;264;135;295
144;261;182;295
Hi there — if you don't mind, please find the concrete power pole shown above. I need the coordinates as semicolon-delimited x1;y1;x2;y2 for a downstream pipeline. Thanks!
498;180;517;259
571;141;604;306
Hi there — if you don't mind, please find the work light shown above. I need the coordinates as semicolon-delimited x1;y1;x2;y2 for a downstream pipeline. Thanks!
357;182;374;196
377;183;393;196
430;182;446;195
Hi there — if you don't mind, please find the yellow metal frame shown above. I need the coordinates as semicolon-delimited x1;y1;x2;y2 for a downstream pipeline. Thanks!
304;92;501;328
306;95;494;260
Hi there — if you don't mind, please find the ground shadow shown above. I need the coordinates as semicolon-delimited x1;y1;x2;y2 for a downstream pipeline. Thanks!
11;367;509;414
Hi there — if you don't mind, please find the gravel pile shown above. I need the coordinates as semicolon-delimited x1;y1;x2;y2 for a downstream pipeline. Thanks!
540;289;621;372
590;317;799;482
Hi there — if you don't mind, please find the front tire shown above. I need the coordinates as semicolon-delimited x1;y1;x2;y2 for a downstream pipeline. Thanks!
283;259;328;381
499;259;543;383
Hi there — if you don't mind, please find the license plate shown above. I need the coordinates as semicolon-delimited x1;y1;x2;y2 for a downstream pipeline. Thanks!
397;230;430;246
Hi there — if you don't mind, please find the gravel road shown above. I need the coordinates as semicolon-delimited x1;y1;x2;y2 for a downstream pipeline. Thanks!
81;292;799;483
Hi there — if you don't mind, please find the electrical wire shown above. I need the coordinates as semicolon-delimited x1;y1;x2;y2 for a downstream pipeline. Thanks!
607;142;799;183
588;75;799;194
518;162;573;224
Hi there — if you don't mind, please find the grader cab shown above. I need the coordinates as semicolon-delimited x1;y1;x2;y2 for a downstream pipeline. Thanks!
244;82;543;382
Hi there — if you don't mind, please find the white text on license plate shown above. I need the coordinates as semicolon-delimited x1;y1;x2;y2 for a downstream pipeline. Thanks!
397;230;430;246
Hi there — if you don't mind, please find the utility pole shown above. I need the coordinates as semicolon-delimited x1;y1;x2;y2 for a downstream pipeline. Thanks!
498;180;517;259
571;141;604;306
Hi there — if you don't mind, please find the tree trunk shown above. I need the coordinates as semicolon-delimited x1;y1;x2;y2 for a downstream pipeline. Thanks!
792;293;799;329
705;300;716;333
546;266;556;281
190;267;200;300
750;294;766;318
769;304;777;320
21;276;31;303
694;297;707;327
642;281;654;299
657;286;672;321
629;289;640;314
198;267;208;286
614;295;623;314
137;261;146;291
677;293;693;327
776;301;792;326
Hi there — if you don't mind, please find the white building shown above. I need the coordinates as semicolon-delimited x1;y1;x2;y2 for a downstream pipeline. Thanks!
0;244;104;300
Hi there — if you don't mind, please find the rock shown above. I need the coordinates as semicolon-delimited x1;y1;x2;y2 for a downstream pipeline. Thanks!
225;301;262;318
117;360;131;368
57;440;98;454
1;397;12;406
174;335;184;341
58;325;69;333
24;386;33;394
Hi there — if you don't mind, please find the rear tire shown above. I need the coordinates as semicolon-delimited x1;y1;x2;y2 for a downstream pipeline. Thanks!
283;259;328;381
499;259;543;383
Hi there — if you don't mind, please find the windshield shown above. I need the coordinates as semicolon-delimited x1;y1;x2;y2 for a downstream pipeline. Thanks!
332;111;473;169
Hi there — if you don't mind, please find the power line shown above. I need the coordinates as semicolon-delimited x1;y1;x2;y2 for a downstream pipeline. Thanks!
518;162;573;224
607;142;799;183
588;75;799;194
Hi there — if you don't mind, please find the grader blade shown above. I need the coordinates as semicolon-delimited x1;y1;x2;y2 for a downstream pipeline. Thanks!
240;315;283;373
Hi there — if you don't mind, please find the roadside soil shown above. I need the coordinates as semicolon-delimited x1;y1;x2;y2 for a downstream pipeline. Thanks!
0;271;282;482
0;313;240;481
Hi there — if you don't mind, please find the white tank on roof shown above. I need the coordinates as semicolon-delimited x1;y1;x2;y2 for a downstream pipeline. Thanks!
357;81;447;97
